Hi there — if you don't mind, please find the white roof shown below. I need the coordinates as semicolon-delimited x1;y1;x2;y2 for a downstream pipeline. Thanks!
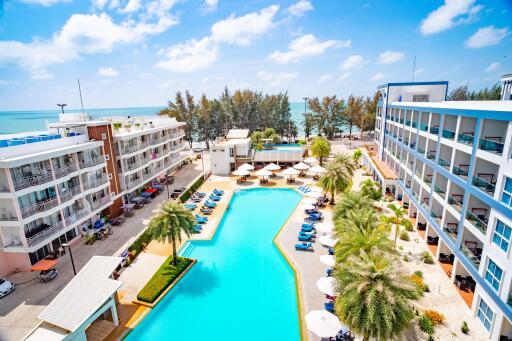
37;256;123;333
227;129;250;139
25;323;69;341
390;100;512;112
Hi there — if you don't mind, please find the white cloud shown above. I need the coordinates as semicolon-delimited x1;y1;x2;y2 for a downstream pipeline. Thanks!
120;0;142;13
338;72;351;82
0;80;19;85
98;66;119;77
340;54;368;70
257;71;298;86
92;0;109;9
268;34;348;64
378;50;405;64
485;62;500;73
156;37;218;72
420;0;482;35
204;0;218;10
20;0;70;6
288;0;313;17
466;26;509;48
139;72;153;77
371;73;384;82
317;74;333;83
30;69;53;80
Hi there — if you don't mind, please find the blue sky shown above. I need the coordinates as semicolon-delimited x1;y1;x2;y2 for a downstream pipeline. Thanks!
0;0;510;110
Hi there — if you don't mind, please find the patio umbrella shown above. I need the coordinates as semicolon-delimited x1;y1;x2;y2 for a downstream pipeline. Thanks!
302;198;318;205
305;310;345;339
264;163;281;171
255;169;272;177
316;277;337;297
309;164;327;174
304;156;318;164
306;191;322;198
301;204;316;210
315;222;334;233
309;187;323;193
320;255;335;267
319;235;338;247
282;167;300;176
238;163;254;171
232;169;250;176
293;162;311;170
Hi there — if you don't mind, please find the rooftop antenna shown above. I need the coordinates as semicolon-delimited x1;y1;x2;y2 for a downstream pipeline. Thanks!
77;78;85;115
57;104;67;114
411;56;416;82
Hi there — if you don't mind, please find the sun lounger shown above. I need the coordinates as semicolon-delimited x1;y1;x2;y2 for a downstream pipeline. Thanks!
325;301;335;313
299;231;315;239
209;195;221;201
194;192;206;197
302;223;315;229
298;234;313;241
213;189;224;195
301;226;315;232
204;200;217;207
307;213;323;221
184;204;196;210
200;208;212;215
328;247;334;255
295;242;313;251
195;214;208;223
193;225;203;233
326;268;333;276
305;208;319;214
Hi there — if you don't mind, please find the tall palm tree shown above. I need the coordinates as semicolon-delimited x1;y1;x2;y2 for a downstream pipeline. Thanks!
379;203;411;248
334;250;420;341
333;191;372;222
319;153;356;204
146;201;196;266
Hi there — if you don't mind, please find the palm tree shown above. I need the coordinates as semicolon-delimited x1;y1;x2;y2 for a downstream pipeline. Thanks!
333;191;373;222
379;203;411;248
319;157;354;205
146;201;196;266
334;250;420;341
359;179;382;201
311;137;331;166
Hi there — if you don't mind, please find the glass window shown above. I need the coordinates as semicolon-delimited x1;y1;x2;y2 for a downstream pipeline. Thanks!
477;298;493;331
492;220;511;252
484;259;503;291
502;177;512;207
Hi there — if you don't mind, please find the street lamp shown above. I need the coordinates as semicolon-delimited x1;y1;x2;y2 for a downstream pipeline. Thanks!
62;243;76;276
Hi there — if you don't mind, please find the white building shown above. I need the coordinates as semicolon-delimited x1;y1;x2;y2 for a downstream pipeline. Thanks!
364;76;512;340
0;114;187;277
209;129;252;175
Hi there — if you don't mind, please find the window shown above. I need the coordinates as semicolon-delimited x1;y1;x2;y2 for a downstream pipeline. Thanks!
492;220;511;252
477;298;493;331
501;177;512;207
484;259;503;291
229;148;234;157
413;94;430;102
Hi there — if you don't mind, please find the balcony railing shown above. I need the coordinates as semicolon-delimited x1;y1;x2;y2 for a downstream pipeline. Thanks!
434;185;446;198
471;176;496;195
126;177;142;190
457;133;474;145
443;225;458;241
448;195;463;212
405;120;412;126
79;156;105;169
83;175;109;190
478;138;504;155
140;140;150;148
123;144;140;154
13;172;54;191
442;129;455;140
430;126;440;135
0;210;17;221
54;164;78;179
20;197;59;218
89;197;111;211
143;171;154;180
426;151;436;160
465;210;488;234
26;220;65;247
460;243;481;268
125;162;139;171
453;166;469;178
59;186;81;203
417;146;425;154
419;123;428;132
64;207;90;226
423;175;432;184
438;158;450;169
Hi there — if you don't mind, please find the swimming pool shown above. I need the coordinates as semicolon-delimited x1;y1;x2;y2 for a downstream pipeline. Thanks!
126;188;302;340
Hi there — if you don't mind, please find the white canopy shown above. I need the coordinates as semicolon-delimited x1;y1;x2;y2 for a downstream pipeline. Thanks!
238;163;254;171
306;191;322;198
302;198;318;205
320;255;336;267
309;165;327;174
315;222;334;233
301;204;316;210
316;277;337;297
232;169;250;176
305;310;345;338
293;162;311;170
319;235;338;247
254;169;272;177
264;163;281;171
304;156;318;164
282;167;300;176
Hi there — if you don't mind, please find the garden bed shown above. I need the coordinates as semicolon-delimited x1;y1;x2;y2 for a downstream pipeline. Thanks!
135;256;195;307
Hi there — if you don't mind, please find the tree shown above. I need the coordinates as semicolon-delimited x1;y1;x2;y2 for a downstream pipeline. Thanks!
344;95;364;139
197;94;214;149
357;92;379;139
159;91;197;147
302;112;315;140
319;153;355;204
250;131;263;144
308;96;345;139
359;179;382;201
334;250;420;341
333;191;373;222
311;137;331;166
379;204;411;248
146;202;196;266
448;85;470;101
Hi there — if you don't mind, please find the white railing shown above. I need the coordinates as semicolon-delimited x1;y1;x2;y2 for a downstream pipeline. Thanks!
79;156;105;169
13;172;54;191
83;175;109;190
59;186;81;203
0;210;18;221
26;221;65;247
143;171;154;180
90;197;111;211
123;144;140;154
54;164;79;179
64;208;90;226
20;197;60;218
126;177;142;190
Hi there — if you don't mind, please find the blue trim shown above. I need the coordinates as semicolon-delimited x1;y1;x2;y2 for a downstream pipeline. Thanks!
387;104;512;121
377;81;449;89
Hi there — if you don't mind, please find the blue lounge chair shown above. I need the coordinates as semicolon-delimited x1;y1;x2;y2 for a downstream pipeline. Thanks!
298;234;313;241
193;224;203;233
301;226;315;232
194;192;206;197
302;223;315;229
295;242;313;251
209;195;221;201
328;247;335;255
204;200;217;208
326;268;333;277
200;208;212;215
308;213;323;221
305;208;319;214
299;232;315;239
195;215;208;223
325;301;335;313
213;189;224;195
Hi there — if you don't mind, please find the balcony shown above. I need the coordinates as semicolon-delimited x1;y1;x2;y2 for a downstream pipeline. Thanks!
442;129;455;140
460;242;481;268
13;172;54;191
478;138;504;155
443;223;458;241
426;151;436;160
448;194;463;212
140;140;150;149
423;175;432;184
430;126;440;135
90;196;111;211
59;186;81;203
20;197;60;219
125;162;139;171
54;164;78;179
83;175;109;190
465;210;488;234
438;158;450;169
79;156;105;169
434;185;446;198
457;133;474;146
430;211;442;225
64;207;90;226
0;210;17;221
143;171;154;181
453;165;469;178
419;123;428;132
126;177;142;190
472;175;496;195
26;220;65;247
123;144;140;154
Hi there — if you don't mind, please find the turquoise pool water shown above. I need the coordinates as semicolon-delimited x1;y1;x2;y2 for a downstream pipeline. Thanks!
126;188;302;341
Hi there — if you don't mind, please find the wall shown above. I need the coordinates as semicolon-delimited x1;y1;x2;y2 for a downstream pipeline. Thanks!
0;251;31;277
209;147;231;175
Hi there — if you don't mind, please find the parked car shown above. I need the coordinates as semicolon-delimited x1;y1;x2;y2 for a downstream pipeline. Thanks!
0;278;14;298
38;269;58;283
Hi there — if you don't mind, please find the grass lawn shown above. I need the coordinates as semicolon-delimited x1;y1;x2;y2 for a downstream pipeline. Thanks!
136;256;193;304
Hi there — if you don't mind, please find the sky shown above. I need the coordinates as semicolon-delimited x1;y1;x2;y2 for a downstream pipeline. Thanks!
0;0;511;110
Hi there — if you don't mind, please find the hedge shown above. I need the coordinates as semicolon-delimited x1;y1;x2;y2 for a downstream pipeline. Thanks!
137;256;193;303
179;175;205;203
127;230;152;257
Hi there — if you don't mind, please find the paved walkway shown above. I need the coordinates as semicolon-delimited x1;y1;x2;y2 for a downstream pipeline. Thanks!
0;160;203;341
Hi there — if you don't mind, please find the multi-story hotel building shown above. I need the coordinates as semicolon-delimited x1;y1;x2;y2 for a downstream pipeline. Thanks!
362;74;512;340
0;114;186;277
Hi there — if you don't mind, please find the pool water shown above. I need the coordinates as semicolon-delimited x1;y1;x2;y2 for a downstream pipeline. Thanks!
126;188;302;341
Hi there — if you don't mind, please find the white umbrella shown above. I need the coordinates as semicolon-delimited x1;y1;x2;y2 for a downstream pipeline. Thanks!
309;187;323;193
320;255;335;267
254;168;272;177
232;169;250;176
309;164;327;174
304;156;318;164
264;163;281;171
316;277;336;297
315;222;334;233
301;204;316;210
302;198;318;205
238;163;254;171
293;162;311;170
305;310;343;338
282;167;300;176
306;191;322;198
319;235;338;247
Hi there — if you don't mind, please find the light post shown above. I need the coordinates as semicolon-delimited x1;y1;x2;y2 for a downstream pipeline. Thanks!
200;150;205;180
166;182;170;199
62;243;76;276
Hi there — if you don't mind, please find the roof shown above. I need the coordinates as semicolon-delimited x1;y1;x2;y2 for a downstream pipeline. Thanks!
25;323;69;341
253;149;303;162
31;259;59;271
213;138;251;147
37;256;123;333
389;100;512;112
227;129;250;139
377;81;448;89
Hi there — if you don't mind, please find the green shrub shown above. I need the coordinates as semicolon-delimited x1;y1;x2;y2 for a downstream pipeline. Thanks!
461;321;469;334
137;256;193;303
421;251;434;264
399;231;410;241
403;255;409;262
404;223;414;231
414;270;423;278
418;314;435;335
297;139;306;145
128;230;152;257
179;175;205;203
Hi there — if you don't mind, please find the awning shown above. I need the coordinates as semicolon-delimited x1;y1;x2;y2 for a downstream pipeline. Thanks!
94;220;105;230
151;184;163;190
140;192;152;198
146;188;158;193
131;197;143;202
31;259;59;271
